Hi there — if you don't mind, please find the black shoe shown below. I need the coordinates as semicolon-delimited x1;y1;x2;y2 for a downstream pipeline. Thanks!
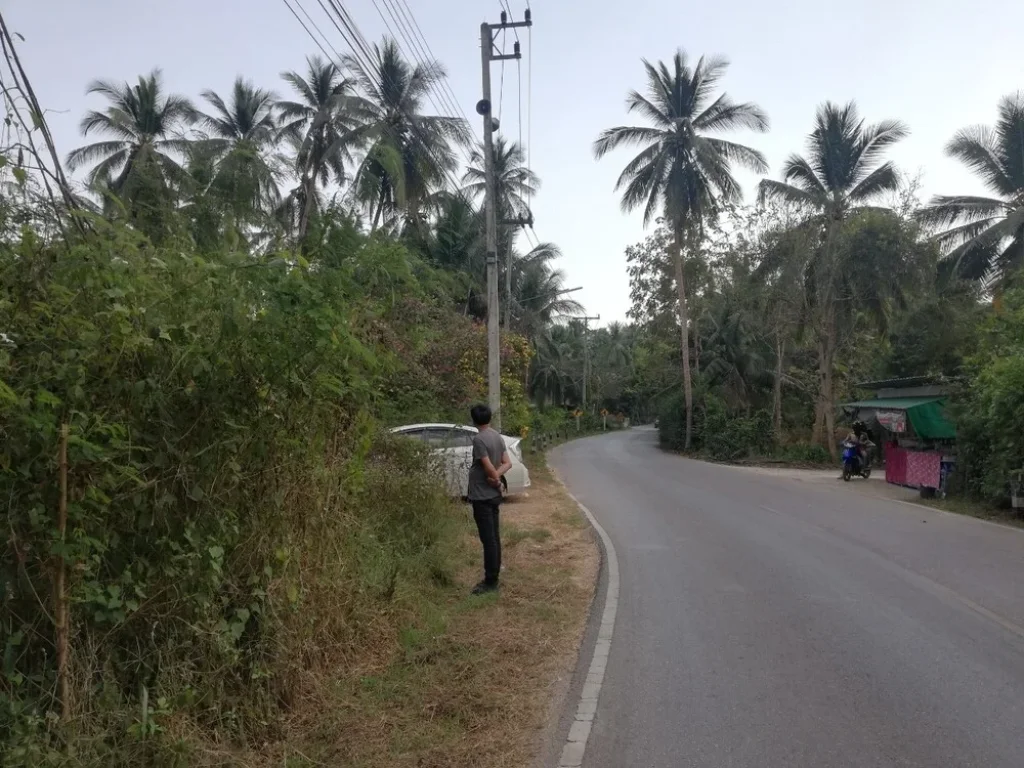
471;580;498;595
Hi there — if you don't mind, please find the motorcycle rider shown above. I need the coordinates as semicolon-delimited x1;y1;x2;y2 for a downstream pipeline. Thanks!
844;421;871;470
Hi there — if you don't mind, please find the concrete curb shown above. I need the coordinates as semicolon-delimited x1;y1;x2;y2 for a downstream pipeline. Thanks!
553;480;620;768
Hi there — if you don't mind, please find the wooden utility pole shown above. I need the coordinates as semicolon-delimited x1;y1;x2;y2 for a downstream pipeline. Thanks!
478;9;532;429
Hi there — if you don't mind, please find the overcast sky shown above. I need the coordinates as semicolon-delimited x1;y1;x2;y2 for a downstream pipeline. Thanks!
8;0;1024;323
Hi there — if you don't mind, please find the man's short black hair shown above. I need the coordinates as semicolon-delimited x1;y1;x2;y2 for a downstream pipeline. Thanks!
470;404;492;426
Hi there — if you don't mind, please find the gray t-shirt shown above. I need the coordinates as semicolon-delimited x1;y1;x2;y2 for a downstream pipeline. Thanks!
467;427;506;501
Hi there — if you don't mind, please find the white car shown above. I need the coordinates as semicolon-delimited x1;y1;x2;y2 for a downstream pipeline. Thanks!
390;423;531;498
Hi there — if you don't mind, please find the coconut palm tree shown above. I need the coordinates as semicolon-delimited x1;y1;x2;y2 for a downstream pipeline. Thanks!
594;50;769;449
601;321;634;371
278;56;360;241
917;92;1024;289
196;78;282;228
344;37;471;231
758;101;908;450
531;324;581;407
66;70;195;226
699;296;769;413
462;136;540;327
510;242;583;341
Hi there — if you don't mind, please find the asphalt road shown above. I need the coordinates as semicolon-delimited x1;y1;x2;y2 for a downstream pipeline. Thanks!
550;428;1024;768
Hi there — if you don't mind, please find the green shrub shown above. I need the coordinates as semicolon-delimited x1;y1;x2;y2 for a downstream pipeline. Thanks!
954;288;1024;499
659;392;773;460
0;220;468;765
774;442;832;465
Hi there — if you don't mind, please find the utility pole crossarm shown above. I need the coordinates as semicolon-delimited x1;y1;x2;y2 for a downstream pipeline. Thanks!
499;214;534;226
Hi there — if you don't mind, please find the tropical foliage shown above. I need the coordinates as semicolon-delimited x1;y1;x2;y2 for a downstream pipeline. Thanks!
918;92;1024;289
594;65;1024;486
2;34;580;767
594;49;769;449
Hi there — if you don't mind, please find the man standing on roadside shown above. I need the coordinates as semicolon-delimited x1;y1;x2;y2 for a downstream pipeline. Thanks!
467;404;512;595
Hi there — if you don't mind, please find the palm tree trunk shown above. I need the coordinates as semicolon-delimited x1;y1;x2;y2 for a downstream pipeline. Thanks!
812;217;840;455
812;309;838;457
693;325;701;375
822;315;838;459
773;333;784;439
812;332;826;444
370;186;387;232
674;223;693;451
298;174;316;243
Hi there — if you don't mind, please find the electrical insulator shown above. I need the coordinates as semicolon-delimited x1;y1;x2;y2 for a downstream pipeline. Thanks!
500;11;507;24
524;8;531;22
514;41;521;56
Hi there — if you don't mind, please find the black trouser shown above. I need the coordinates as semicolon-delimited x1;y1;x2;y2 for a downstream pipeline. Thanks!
471;498;502;585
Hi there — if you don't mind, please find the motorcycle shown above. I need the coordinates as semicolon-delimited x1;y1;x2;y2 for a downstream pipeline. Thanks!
841;440;872;481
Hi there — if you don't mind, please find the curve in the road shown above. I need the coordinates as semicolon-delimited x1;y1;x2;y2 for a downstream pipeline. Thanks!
550;427;1024;768
555;483;620;768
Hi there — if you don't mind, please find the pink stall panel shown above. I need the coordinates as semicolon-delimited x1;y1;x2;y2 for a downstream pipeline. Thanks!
885;442;907;485
885;443;941;489
906;450;941;489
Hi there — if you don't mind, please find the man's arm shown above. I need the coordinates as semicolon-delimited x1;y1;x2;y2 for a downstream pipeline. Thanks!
474;435;502;487
481;451;513;482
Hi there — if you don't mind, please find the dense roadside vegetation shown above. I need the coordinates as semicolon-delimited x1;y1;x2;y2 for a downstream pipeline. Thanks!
0;34;585;766
3;19;1023;764
587;51;1024;503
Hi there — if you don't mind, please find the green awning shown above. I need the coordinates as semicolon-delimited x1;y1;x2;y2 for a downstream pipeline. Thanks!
840;396;956;439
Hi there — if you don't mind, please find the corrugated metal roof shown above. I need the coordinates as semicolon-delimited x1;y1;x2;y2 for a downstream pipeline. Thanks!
854;375;941;390
841;396;945;409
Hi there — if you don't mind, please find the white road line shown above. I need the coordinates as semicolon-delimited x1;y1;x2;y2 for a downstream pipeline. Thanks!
554;479;620;768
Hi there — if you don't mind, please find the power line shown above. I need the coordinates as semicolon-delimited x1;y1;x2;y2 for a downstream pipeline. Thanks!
366;0;452;126
498;0;522;44
299;0;472;202
497;27;507;123
282;0;336;64
371;0;477;174
392;0;478;135
382;0;475;140
526;4;534;233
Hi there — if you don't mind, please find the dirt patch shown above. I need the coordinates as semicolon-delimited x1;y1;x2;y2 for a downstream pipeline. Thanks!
260;463;599;767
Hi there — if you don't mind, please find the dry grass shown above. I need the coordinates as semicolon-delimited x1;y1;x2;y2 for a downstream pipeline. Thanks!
251;462;599;768
916;495;1024;529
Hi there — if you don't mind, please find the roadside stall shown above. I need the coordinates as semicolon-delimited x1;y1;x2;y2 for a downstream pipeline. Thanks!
841;378;957;496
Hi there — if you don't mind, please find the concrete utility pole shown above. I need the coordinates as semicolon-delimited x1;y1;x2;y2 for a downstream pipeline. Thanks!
578;315;600;410
478;9;532;430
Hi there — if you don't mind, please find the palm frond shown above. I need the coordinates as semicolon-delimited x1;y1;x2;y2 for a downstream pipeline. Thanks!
619;151;668;225
850;119;910;185
757;178;819;207
694;96;769;134
592;125;665;159
847;161;901;203
703;137;769;174
66;140;129;171
994;91;1024;191
946;126;1016;197
917;195;1008;228
78;110;138;142
690;54;731;113
624;90;672;127
779;154;828;197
